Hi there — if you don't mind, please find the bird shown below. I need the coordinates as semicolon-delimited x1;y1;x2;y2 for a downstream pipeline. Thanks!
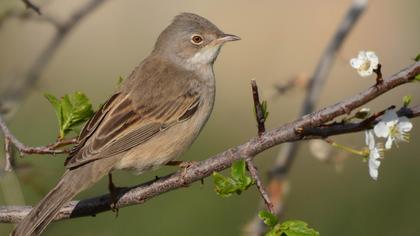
11;12;240;236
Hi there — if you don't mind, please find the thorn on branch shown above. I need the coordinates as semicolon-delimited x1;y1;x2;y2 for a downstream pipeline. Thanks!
374;63;383;85
22;0;41;15
251;80;267;136
245;157;275;214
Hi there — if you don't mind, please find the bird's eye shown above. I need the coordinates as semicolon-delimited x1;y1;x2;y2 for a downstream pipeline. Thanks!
191;34;204;45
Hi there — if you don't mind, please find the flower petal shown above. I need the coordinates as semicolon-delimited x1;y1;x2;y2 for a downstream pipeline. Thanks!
382;109;399;124
385;136;394;149
374;122;389;138
368;149;381;180
366;51;379;69
358;51;367;60
358;68;372;77
365;130;375;149
397;117;413;132
350;58;363;69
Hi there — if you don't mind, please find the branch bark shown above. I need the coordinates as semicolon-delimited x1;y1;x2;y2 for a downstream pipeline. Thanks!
0;61;419;223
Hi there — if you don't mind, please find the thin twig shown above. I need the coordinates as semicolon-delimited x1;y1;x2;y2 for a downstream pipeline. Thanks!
46;138;78;149
0;114;75;158
0;9;62;30
374;63;383;84
251;80;266;136
249;80;274;213
246;158;274;214
21;0;41;15
246;1;368;234
0;0;107;119
0;61;418;223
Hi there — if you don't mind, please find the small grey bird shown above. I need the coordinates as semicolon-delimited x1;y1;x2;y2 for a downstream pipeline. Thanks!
12;12;239;236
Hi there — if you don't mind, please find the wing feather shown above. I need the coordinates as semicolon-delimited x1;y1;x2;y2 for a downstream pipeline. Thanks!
65;57;202;169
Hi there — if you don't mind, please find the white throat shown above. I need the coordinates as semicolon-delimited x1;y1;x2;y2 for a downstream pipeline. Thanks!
185;45;221;70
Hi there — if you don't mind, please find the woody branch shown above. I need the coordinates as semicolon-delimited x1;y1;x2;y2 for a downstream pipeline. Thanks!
0;61;419;223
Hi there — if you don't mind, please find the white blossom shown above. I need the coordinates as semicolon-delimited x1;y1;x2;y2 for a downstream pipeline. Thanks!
365;129;375;150
365;130;383;180
350;51;379;77
373;109;413;149
368;146;383;181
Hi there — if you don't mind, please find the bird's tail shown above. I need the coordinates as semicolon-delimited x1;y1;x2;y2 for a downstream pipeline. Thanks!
11;160;113;236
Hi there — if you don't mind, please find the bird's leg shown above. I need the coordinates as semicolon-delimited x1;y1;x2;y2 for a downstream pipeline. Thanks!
108;173;120;217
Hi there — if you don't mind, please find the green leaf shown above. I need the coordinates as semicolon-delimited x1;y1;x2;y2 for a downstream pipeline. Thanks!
45;92;94;138
261;100;269;121
213;160;253;197
278;220;320;236
44;93;62;122
213;172;237;197
259;210;278;228
231;160;252;192
415;74;420;81
403;95;412;107
415;54;420;62
260;215;320;236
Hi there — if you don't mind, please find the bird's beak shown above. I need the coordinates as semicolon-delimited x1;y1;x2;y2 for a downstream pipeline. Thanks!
216;33;241;43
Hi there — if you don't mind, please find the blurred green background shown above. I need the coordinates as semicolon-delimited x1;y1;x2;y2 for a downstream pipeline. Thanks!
0;0;420;235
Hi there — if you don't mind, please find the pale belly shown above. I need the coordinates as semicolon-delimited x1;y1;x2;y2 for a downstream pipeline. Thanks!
113;97;213;174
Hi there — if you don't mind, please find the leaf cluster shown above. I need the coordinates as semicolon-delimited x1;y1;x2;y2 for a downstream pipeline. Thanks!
45;92;94;138
213;160;253;197
259;211;320;236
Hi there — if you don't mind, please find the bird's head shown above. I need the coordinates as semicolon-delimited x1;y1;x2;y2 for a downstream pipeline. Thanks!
153;13;240;69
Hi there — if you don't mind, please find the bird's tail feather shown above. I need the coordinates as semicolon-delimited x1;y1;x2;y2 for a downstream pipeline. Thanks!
11;161;113;236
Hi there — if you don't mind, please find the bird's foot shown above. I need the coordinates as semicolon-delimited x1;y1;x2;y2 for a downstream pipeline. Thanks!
108;173;121;217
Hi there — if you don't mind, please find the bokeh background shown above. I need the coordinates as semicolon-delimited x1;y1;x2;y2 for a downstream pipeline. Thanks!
0;0;419;235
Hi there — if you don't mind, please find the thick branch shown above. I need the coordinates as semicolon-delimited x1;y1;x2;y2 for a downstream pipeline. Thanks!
0;61;418;223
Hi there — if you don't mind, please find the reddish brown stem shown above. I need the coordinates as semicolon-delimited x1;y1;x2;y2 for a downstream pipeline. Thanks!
246;158;275;214
251;80;266;136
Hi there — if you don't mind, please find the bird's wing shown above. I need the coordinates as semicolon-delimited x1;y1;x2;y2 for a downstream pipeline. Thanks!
65;58;201;168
